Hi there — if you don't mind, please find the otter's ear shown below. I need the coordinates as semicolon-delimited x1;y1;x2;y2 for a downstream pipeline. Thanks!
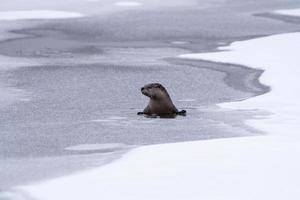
156;84;165;90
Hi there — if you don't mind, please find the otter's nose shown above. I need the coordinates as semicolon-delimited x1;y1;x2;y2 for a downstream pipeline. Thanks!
141;87;145;91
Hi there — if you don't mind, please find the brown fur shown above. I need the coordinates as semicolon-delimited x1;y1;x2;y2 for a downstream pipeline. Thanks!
139;83;186;116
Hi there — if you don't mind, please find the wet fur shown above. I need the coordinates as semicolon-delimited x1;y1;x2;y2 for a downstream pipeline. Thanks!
138;83;186;116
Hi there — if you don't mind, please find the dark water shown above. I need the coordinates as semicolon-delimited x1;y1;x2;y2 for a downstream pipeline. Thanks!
1;0;300;191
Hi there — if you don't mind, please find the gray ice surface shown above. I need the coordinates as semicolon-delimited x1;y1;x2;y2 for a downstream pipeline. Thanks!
1;0;300;192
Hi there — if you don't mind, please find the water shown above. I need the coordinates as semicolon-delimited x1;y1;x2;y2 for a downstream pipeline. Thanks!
1;0;300;191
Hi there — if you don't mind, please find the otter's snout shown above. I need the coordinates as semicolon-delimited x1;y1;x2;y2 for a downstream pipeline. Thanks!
141;86;151;97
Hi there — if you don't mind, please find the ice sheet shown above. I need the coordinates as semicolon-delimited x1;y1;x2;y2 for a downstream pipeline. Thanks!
13;32;300;200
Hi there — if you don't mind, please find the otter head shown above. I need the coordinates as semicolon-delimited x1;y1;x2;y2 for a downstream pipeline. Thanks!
141;83;170;100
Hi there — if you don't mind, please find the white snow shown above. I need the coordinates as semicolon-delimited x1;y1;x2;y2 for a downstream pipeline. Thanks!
180;32;300;137
114;1;142;7
13;33;300;200
275;8;300;17
0;10;84;21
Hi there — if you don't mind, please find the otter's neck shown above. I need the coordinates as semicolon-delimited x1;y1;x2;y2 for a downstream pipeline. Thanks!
152;92;173;103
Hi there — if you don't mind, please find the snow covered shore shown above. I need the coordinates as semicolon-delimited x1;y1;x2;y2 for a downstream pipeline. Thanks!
0;10;84;21
275;8;300;17
12;29;300;200
180;32;300;137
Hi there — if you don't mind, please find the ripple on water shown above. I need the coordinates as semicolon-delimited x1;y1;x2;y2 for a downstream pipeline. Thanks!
170;41;190;45
177;99;196;102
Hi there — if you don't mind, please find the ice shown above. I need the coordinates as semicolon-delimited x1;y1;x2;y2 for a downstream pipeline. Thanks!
180;32;300;137
15;32;300;200
177;99;196;102
65;143;127;152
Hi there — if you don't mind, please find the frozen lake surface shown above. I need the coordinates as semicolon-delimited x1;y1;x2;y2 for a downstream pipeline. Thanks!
1;0;300;193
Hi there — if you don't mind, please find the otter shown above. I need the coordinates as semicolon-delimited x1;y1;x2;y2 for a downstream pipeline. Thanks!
137;83;186;117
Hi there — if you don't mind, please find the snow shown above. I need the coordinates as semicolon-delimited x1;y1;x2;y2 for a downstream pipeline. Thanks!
13;33;300;200
0;10;84;21
15;137;300;200
180;32;300;137
114;1;143;7
275;8;300;17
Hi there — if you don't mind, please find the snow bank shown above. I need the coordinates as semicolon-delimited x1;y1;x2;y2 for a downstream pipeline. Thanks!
0;10;84;21
275;8;300;17
114;1;143;7
180;33;300;137
14;33;300;200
